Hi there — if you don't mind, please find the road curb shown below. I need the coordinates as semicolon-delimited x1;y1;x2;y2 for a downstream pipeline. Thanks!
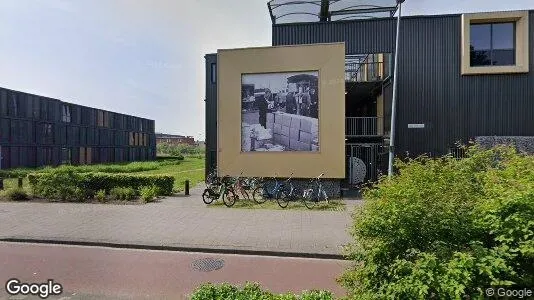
0;238;347;260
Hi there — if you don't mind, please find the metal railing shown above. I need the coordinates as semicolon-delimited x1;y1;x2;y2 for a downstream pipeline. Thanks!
346;143;387;185
346;117;383;136
345;61;387;82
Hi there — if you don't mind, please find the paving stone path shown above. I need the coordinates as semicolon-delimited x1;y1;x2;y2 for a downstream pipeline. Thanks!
0;186;360;256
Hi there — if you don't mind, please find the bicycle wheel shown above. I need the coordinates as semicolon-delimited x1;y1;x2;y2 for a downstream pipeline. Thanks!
222;188;238;207
277;190;290;209
303;187;317;209
321;189;329;202
240;189;250;201
202;188;214;204
252;186;268;204
277;185;293;208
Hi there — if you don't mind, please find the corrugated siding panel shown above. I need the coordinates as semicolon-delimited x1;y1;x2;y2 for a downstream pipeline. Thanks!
273;18;396;54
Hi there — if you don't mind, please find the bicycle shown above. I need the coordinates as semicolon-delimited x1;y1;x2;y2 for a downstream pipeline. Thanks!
224;173;251;207
202;175;238;207
243;176;263;191
276;174;299;209
205;168;220;187
252;173;292;204
302;173;328;209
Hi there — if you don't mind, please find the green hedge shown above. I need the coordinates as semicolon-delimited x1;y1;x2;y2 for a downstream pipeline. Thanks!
339;145;534;299
190;282;334;300
28;169;174;200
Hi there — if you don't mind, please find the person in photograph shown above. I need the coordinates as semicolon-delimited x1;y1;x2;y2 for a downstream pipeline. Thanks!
309;88;318;118
257;89;272;128
274;93;280;110
300;87;310;117
296;86;302;115
285;91;297;114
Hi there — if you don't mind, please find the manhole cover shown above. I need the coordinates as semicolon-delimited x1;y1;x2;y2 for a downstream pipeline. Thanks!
191;257;225;272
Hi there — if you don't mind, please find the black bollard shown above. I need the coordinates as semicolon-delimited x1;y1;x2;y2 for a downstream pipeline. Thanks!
18;177;23;188
185;180;190;196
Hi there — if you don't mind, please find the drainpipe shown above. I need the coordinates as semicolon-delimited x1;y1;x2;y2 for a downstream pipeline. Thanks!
388;0;404;178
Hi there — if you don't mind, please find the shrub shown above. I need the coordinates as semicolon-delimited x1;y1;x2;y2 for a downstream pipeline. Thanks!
79;173;174;196
110;187;137;201
139;185;158;203
190;282;333;300
157;143;203;157
95;189;107;202
339;145;534;299
5;188;29;201
28;168;82;200
28;171;174;201
72;187;87;202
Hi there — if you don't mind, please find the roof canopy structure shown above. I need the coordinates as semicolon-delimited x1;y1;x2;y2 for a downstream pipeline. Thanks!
268;0;401;24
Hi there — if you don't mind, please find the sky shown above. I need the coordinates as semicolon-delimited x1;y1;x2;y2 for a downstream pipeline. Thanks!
0;0;533;141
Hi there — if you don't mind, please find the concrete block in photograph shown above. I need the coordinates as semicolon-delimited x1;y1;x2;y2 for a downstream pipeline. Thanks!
298;141;311;151
290;116;301;129
289;128;300;140
281;114;292;127
311;131;318;142
281;125;290;137
299;131;312;144
289;138;299;150
273;133;283;144
310;119;319;132
266;121;274;130
273;123;282;135
267;113;275;124
300;118;312;133
279;135;290;147
273;112;282;124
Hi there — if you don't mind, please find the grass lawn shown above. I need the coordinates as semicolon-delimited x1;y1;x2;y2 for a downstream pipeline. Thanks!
208;198;346;211
130;156;205;192
1;156;205;195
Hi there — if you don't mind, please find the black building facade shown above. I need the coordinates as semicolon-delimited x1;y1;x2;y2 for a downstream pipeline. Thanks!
0;87;156;169
205;7;534;188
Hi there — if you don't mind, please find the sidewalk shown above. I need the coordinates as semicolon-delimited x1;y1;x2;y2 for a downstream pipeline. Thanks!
0;186;356;258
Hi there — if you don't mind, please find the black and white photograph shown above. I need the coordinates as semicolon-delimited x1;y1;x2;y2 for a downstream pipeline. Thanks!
241;71;319;152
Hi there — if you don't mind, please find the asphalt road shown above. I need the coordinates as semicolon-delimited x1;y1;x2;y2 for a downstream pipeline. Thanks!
0;242;350;300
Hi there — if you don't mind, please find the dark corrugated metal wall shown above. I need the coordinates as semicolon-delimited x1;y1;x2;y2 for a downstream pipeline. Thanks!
205;54;217;178
272;12;534;156
0;87;156;169
273;18;395;54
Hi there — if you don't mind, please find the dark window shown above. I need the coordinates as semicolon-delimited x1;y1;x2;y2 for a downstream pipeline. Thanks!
0;90;7;116
40;123;53;144
32;97;40;118
61;148;71;164
61;104;71;122
211;63;217;83
97;110;104;127
9;93;19;116
470;22;515;66
42;148;53;165
40;100;48;120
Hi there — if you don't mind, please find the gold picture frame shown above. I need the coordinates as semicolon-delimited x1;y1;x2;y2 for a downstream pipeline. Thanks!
217;43;345;178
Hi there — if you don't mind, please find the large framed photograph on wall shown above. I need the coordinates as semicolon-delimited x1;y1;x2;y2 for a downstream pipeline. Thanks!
241;71;319;152
217;43;345;178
